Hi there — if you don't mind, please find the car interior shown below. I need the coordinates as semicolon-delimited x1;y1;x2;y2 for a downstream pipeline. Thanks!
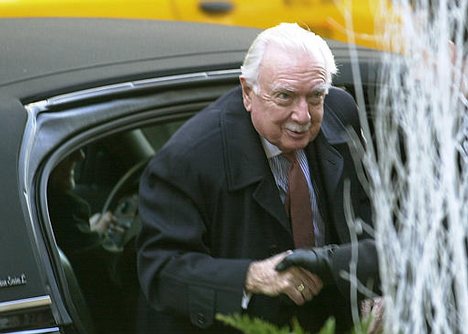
45;118;190;333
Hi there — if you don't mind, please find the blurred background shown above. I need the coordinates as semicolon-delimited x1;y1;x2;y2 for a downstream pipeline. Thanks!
0;0;388;49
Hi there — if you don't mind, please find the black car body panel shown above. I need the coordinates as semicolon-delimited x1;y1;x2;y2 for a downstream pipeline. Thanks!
0;18;258;101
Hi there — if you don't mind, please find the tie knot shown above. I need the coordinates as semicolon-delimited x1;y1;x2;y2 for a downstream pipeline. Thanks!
283;151;297;163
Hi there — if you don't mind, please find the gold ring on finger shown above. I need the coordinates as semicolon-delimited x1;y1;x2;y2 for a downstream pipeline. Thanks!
297;283;305;292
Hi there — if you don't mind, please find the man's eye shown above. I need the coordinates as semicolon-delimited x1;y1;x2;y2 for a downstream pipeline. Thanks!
276;92;291;100
308;92;325;104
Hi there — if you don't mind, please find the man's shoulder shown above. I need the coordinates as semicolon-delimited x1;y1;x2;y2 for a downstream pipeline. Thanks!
153;86;244;163
171;86;243;144
324;86;359;127
210;85;243;110
318;86;361;144
325;86;356;108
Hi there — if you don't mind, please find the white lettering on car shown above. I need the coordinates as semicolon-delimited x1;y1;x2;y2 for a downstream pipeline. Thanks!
0;274;27;288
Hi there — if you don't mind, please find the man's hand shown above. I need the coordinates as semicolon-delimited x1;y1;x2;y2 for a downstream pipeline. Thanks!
275;246;337;284
245;252;323;305
90;211;117;235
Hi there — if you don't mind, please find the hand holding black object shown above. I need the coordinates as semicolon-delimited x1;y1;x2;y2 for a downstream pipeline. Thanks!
275;245;338;283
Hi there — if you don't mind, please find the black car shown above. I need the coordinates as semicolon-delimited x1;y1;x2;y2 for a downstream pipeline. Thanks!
0;18;381;333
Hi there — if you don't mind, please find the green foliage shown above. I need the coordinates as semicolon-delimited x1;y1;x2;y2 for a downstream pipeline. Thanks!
217;313;376;334
317;318;336;334
216;313;292;334
216;314;336;334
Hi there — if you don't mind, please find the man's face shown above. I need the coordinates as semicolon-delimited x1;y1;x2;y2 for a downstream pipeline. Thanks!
241;46;328;153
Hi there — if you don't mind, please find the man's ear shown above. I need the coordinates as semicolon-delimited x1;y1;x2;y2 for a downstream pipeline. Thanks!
239;77;253;112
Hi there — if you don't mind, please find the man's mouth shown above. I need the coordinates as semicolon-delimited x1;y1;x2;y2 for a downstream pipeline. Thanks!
285;122;311;134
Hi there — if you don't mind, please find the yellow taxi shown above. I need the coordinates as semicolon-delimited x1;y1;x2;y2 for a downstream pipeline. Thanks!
0;0;387;49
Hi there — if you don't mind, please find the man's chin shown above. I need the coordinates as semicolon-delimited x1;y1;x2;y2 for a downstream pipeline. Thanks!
280;141;311;153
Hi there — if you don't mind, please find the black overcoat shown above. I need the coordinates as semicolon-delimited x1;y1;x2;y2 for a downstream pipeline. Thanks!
136;86;378;333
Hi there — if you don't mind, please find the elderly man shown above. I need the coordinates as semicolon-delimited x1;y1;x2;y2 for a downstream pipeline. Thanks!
137;23;377;333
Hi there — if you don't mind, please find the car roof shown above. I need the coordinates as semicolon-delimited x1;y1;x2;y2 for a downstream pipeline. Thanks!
0;18;260;101
0;18;381;103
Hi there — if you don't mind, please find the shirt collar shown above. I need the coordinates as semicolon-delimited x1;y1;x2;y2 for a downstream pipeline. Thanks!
260;137;282;159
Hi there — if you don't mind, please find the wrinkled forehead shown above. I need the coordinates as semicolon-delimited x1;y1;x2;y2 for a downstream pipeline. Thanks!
258;45;327;86
261;44;325;67
260;44;326;71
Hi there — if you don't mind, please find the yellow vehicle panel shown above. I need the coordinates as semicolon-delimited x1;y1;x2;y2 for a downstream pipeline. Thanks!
0;0;386;49
173;0;383;48
0;0;174;20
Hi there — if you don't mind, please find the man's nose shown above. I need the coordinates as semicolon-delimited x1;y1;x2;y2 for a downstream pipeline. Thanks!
292;98;311;123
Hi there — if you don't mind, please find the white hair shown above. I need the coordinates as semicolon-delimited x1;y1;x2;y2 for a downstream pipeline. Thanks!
240;23;337;92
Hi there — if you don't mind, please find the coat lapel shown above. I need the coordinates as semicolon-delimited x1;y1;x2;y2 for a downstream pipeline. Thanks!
312;132;344;201
252;178;291;234
220;87;291;234
314;101;349;201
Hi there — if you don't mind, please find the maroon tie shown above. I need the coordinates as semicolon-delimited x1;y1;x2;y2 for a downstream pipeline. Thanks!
284;153;314;248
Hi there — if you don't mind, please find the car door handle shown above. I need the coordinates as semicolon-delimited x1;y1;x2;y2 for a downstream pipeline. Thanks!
199;1;234;14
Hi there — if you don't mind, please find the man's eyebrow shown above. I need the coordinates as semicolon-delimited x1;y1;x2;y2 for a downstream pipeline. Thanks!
311;84;329;93
270;83;296;93
269;83;329;94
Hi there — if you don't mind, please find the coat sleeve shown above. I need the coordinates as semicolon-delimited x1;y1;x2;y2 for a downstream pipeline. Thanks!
331;239;380;299
136;151;251;329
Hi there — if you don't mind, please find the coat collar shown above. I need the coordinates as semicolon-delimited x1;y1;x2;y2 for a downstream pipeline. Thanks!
220;87;269;192
311;100;349;196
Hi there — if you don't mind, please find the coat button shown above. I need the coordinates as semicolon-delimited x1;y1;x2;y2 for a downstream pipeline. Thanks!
196;313;206;326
